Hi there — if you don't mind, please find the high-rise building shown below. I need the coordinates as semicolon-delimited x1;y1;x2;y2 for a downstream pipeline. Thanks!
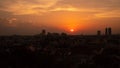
105;28;108;35
105;27;112;35
97;30;101;36
108;27;112;35
41;29;46;35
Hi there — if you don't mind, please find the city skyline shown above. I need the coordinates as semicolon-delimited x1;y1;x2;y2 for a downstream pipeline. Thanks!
0;0;120;35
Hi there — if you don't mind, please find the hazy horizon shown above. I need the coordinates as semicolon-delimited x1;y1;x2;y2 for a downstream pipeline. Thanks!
0;0;120;35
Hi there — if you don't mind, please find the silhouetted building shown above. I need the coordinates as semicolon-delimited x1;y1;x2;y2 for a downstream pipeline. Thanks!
97;30;101;36
105;27;112;35
108;27;112;35
105;28;108;35
41;29;46;35
47;32;51;36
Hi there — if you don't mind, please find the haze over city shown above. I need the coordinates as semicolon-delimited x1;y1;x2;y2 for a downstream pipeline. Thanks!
0;0;120;35
0;1;120;68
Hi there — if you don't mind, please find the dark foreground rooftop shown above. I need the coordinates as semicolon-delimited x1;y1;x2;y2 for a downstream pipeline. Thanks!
0;34;120;68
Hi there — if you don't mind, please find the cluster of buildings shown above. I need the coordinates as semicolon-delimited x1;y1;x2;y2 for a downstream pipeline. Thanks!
0;27;119;68
97;27;112;36
41;27;113;36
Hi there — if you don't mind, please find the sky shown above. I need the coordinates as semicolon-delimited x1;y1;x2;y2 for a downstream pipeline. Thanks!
0;0;120;35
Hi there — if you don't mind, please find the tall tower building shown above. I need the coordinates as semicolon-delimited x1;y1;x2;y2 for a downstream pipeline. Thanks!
105;28;108;35
105;27;112;36
41;29;46;35
97;30;101;36
108;27;112;35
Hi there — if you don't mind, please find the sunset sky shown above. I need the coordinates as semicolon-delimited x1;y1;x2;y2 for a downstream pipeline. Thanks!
0;0;120;35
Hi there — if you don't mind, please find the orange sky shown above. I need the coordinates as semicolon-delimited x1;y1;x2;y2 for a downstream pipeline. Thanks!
0;0;120;35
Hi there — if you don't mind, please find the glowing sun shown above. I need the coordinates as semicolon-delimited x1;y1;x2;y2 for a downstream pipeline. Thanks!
70;29;74;32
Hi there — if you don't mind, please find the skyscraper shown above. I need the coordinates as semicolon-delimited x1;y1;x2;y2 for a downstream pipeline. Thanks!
108;27;112;35
105;27;112;36
41;29;46;35
97;30;101;36
105;28;108;35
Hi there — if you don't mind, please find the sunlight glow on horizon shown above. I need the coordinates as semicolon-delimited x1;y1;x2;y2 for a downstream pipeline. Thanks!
0;0;120;35
70;29;74;32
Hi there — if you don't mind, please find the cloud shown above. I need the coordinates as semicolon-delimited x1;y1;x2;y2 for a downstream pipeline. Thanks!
0;0;120;17
0;0;59;15
95;10;120;18
52;0;120;18
50;6;80;12
56;0;120;8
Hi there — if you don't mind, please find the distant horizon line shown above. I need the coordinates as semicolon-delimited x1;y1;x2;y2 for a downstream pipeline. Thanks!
0;33;119;36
